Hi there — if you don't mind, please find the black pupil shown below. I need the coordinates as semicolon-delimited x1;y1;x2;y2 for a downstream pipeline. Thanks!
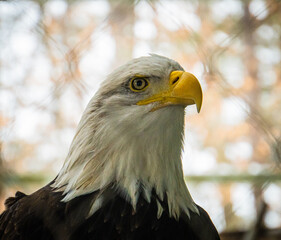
136;80;143;87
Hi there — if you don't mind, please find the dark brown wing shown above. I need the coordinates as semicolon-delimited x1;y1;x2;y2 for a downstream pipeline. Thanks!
0;184;220;240
69;188;220;240
182;204;220;240
0;185;64;240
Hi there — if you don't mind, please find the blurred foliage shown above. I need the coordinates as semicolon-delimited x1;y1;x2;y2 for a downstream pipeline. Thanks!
0;0;281;236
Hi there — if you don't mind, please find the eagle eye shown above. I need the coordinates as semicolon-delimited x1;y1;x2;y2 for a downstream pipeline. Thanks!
130;77;149;92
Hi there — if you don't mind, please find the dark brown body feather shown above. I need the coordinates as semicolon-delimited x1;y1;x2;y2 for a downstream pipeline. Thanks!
0;183;220;240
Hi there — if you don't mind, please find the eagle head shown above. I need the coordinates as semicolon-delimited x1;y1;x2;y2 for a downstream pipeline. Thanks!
54;54;202;219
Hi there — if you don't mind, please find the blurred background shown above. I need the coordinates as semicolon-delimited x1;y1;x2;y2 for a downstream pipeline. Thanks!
0;0;281;239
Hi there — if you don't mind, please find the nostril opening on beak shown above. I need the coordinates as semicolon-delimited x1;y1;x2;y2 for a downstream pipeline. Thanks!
172;77;179;85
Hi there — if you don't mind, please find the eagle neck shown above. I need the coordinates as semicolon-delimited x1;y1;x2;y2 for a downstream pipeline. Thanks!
53;104;198;219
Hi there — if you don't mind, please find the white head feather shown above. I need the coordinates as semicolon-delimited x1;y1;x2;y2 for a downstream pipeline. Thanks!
53;55;199;219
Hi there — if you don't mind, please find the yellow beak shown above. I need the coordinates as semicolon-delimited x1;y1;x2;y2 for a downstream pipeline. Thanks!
137;71;203;113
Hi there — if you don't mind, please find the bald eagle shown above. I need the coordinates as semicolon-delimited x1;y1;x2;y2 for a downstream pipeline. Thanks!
0;55;220;240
